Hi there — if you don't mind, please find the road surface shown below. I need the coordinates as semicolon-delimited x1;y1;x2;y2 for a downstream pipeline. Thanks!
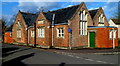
2;44;119;66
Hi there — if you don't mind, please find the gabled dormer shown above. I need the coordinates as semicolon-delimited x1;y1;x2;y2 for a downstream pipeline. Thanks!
68;2;93;35
89;7;109;26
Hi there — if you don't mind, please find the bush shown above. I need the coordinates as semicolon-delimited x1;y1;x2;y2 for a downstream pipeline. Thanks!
118;39;120;48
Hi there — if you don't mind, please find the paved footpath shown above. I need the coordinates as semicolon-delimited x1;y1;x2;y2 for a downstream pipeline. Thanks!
2;44;119;66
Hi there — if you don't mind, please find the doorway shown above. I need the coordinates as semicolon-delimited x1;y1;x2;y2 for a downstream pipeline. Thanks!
89;32;95;48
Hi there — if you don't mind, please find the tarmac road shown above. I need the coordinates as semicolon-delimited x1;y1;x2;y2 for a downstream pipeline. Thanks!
2;44;119;66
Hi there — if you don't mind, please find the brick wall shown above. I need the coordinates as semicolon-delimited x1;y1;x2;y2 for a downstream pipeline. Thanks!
93;8;109;26
88;27;118;48
53;25;69;47
4;32;12;43
68;3;93;48
12;11;28;44
36;12;52;47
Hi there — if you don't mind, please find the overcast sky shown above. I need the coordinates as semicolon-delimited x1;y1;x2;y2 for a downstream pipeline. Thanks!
1;0;119;25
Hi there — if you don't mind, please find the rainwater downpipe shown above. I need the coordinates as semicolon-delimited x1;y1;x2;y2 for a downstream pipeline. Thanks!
68;27;72;50
27;26;34;46
28;29;29;44
52;14;55;47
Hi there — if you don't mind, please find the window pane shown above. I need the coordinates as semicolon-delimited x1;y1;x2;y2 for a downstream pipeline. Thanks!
20;30;21;38
38;28;45;37
103;17;105;22
62;34;64;37
109;30;112;39
62;28;64;33
85;14;88;21
38;20;44;24
83;10;86;20
84;22;86;35
113;30;116;39
83;22;85;35
59;28;60;33
57;28;64;38
57;29;59;37
42;28;45;37
80;22;82;35
83;15;85;21
58;34;61;37
85;22;86;30
38;29;39;37
80;12;83;20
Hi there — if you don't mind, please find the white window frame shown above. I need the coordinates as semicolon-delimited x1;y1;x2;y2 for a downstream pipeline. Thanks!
103;17;105;23
98;14;104;23
10;33;12;37
57;28;64;38
99;16;101;22
98;14;104;26
38;27;45;38
80;21;83;35
38;19;44;24
16;22;22;38
109;30;117;39
113;30;116;39
109;30;113;39
84;22;87;35
80;10;87;35
17;30;21;38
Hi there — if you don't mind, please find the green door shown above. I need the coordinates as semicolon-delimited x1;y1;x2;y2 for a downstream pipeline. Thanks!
89;32;95;47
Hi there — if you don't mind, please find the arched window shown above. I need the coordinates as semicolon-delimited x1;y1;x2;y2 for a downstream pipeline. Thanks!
16;22;22;38
80;10;88;35
98;14;104;26
109;30;116;39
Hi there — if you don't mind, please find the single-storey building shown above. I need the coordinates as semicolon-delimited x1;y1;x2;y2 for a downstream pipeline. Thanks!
88;26;118;48
12;11;38;45
12;2;118;49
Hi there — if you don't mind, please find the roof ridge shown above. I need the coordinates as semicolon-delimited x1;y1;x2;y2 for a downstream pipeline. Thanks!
20;11;37;15
46;4;81;13
111;18;118;20
88;9;99;11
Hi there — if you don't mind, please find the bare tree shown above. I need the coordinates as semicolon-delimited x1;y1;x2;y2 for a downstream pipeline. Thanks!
6;14;17;27
1;17;7;43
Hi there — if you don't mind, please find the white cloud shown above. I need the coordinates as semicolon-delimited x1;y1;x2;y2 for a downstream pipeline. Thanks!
107;0;119;2
17;1;65;12
2;0;120;2
3;0;63;2
103;6;107;10
89;7;99;10
102;2;118;20
67;5;73;7
71;0;119;2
